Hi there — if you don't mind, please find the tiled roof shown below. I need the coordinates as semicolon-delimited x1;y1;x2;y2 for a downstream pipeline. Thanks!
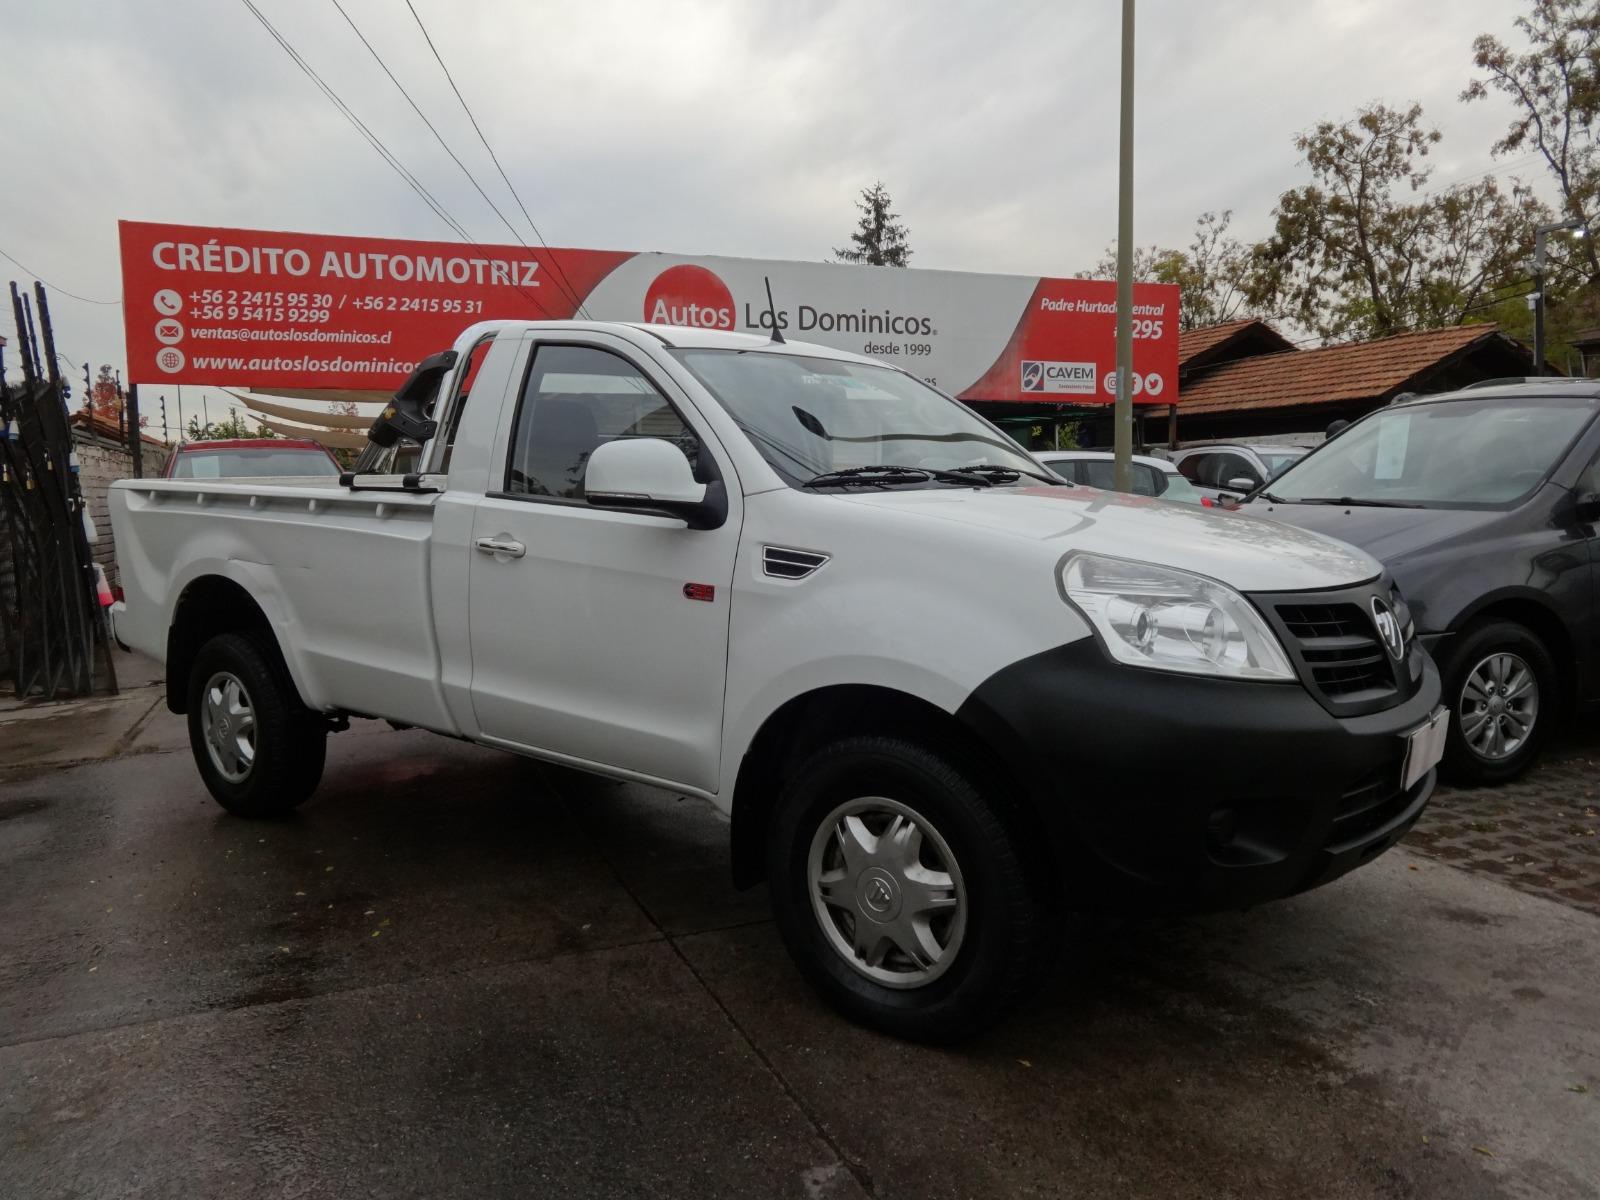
1178;318;1259;364
69;407;166;447
1178;324;1514;416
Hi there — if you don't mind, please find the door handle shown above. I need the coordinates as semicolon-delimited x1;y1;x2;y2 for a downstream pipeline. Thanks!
474;536;526;559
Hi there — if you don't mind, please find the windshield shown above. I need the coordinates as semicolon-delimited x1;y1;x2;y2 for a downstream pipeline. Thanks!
1157;471;1203;503
672;349;1043;486
1259;450;1305;478
1268;395;1598;507
172;447;339;479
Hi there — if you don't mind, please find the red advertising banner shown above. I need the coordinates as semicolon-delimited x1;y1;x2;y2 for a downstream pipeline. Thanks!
119;220;1180;403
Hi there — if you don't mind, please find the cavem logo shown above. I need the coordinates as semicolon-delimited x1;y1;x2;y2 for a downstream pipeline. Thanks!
643;263;735;331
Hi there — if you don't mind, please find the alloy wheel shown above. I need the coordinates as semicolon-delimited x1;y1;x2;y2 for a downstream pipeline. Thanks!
1459;651;1538;762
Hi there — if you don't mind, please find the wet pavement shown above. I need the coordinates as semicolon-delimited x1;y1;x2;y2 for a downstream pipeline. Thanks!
2;672;1598;1198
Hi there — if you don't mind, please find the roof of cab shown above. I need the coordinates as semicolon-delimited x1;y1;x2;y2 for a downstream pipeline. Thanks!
1396;377;1600;406
471;319;880;364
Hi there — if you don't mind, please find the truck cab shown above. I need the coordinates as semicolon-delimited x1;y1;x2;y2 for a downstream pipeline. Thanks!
111;320;1444;1039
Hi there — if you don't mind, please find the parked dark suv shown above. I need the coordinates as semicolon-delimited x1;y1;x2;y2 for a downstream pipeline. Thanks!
1240;379;1600;785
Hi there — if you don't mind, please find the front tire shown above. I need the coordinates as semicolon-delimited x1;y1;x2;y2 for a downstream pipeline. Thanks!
187;632;326;817
766;736;1055;1041
1439;620;1555;786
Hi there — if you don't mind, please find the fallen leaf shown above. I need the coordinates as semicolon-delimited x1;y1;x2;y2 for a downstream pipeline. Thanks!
294;891;306;897
1569;1084;1590;1094
1018;1059;1032;1068
371;930;381;938
325;866;334;873
1473;1146;1494;1158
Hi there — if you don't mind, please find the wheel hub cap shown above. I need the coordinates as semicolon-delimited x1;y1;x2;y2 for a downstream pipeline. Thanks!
200;670;257;784
807;797;967;989
1459;652;1537;762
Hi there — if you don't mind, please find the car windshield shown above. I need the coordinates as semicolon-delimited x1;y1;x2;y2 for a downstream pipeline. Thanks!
172;447;339;478
1268;395;1598;507
1259;450;1305;478
1157;471;1202;503
671;348;1042;487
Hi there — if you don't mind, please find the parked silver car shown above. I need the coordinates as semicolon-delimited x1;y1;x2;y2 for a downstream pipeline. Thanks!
1036;450;1207;504
1170;443;1308;501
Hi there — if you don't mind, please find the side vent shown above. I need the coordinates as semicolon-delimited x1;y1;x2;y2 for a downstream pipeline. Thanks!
762;546;829;580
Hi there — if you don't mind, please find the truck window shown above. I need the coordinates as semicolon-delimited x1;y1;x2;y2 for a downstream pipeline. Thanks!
505;344;699;499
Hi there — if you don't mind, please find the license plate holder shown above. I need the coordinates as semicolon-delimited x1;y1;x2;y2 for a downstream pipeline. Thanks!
1401;707;1449;792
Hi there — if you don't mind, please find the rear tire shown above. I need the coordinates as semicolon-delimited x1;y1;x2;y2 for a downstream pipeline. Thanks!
187;632;326;817
1439;620;1555;787
766;736;1055;1041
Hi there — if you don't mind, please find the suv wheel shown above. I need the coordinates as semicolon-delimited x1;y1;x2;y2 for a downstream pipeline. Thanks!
1440;620;1556;786
187;632;327;817
767;736;1055;1041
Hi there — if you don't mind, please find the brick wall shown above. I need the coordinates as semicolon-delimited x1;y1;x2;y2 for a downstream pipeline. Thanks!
74;431;170;592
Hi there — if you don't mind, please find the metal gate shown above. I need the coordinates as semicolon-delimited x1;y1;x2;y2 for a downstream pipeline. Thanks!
0;281;118;698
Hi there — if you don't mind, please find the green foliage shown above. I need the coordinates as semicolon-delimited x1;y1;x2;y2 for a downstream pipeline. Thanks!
1464;0;1600;291
1247;101;1546;341
1076;212;1256;332
834;182;912;267
184;413;274;441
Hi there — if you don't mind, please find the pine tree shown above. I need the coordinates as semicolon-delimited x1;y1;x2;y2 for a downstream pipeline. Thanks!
834;182;912;267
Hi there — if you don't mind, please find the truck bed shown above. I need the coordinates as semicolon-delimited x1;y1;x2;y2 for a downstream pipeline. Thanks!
109;477;460;733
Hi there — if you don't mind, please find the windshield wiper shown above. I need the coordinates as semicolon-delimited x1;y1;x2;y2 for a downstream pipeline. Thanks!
802;464;992;489
1256;490;1289;503
1293;496;1427;508
951;462;1062;486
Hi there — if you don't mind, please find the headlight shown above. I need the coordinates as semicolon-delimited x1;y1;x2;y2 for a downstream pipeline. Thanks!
1060;553;1295;681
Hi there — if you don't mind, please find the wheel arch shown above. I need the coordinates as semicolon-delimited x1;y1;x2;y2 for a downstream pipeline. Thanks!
1445;590;1579;712
727;683;1057;902
165;574;305;715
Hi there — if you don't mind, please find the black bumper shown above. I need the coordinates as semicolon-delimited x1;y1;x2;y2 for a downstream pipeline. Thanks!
955;639;1442;912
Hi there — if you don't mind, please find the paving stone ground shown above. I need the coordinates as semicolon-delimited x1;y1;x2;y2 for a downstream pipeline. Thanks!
1407;728;1600;918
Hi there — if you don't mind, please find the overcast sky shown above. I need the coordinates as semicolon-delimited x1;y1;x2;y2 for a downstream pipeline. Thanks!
0;0;1545;433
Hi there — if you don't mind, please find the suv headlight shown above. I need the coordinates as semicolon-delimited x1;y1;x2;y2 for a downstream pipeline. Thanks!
1060;553;1295;681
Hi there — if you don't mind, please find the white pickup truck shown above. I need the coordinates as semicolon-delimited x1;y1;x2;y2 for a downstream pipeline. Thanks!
111;320;1445;1039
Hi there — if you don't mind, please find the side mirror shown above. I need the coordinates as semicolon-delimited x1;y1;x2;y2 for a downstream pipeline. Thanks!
584;438;726;530
1226;475;1258;493
1576;491;1600;522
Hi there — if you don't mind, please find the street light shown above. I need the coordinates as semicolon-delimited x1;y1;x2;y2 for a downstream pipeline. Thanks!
1532;217;1587;374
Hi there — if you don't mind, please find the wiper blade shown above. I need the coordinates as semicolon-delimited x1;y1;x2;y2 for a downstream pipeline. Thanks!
951;462;1062;486
803;464;992;488
1256;491;1289;504
1294;496;1427;508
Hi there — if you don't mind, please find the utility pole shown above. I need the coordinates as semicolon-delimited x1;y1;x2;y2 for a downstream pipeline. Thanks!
1532;217;1586;373
1112;0;1136;493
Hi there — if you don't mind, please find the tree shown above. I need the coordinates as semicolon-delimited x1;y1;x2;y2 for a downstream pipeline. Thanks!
834;182;912;267
185;413;273;441
1170;211;1255;330
1074;241;1182;284
1248;101;1545;341
88;364;120;419
1075;212;1257;331
1463;0;1600;286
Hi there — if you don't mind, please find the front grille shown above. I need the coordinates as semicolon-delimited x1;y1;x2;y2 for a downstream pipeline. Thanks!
1252;576;1417;717
1328;763;1413;845
1276;603;1391;699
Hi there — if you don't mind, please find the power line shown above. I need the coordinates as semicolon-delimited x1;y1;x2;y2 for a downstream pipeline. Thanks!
327;0;580;319
239;0;474;245
240;0;557;319
401;0;592;319
0;249;120;305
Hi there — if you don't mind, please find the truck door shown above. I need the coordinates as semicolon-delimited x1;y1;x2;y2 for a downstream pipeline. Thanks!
466;336;740;793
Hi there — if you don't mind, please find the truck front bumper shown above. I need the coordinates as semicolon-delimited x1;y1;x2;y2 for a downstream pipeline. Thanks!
955;639;1442;912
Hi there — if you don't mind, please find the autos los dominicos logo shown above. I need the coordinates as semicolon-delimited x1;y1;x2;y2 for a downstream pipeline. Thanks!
1021;360;1096;395
643;263;735;330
